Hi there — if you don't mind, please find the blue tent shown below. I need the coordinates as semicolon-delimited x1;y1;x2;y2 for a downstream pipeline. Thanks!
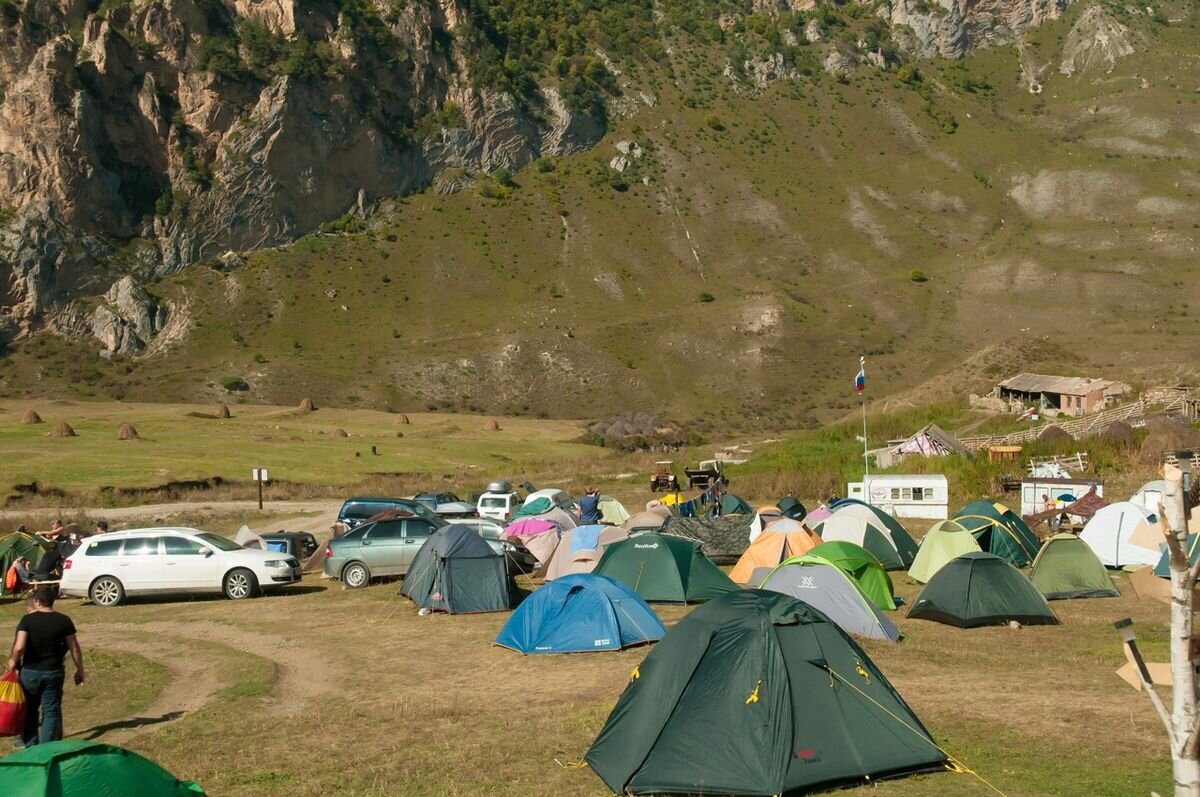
1153;535;1200;577
495;574;666;654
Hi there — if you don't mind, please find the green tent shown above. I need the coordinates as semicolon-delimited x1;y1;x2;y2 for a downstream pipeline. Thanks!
510;497;553;522
585;590;946;795
907;520;980;584
715;493;753;516
791;540;895;611
0;532;54;596
1030;533;1120;600
593;533;738;603
0;740;204;796
952;500;1040;568
909;552;1059;628
400;524;518;613
811;504;917;571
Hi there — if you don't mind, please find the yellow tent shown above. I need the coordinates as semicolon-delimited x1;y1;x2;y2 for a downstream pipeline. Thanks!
730;529;820;585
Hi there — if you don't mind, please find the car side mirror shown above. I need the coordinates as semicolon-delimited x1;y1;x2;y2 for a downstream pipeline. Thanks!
201;548;213;557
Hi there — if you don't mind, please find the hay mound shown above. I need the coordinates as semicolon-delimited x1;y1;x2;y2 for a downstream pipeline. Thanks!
117;423;140;440
20;409;43;425
51;422;76;438
1139;415;1200;464
588;411;687;452
218;404;231;419
298;398;316;412
1038;425;1072;444
484;419;501;432
333;428;349;438
397;414;411;425
1100;420;1134;448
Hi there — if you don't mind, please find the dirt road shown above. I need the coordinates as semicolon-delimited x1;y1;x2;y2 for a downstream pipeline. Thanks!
0;499;342;535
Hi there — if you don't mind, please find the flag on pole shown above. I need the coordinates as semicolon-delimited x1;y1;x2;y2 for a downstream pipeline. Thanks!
854;356;865;394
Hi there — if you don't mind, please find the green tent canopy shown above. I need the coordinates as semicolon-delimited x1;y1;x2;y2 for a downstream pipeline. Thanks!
0;740;204;796
1030;533;1120;600
0;532;54;596
400;524;519;614
509;497;553;522
791;540;895;611
952;500;1040;568
585;590;946;795
593;533;738;603
909;552;1059;628
907;520;981;584
715;493;753;516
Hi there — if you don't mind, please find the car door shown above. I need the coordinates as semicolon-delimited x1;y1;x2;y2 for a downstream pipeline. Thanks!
161;535;220;590
360;520;407;576
116;535;164;592
401;520;434;571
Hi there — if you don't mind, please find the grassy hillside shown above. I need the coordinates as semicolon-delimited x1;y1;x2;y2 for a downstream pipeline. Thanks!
2;2;1198;424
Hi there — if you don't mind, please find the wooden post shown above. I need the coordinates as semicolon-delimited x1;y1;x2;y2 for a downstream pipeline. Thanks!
1155;463;1200;795
258;478;263;511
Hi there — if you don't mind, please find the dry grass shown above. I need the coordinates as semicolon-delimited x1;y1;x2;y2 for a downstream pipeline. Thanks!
0;569;1169;796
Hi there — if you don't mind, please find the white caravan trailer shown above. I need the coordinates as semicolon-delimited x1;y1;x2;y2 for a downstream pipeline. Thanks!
846;474;949;520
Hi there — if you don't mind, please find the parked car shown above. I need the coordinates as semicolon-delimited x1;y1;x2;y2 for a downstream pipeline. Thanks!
60;528;301;607
413;492;477;519
476;481;522;523
334;497;442;535
260;531;320;563
324;514;535;587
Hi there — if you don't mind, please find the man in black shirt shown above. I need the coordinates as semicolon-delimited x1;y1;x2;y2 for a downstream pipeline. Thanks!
6;587;85;746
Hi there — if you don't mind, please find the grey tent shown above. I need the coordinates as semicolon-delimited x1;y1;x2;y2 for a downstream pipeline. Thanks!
760;560;900;643
400;525;518;614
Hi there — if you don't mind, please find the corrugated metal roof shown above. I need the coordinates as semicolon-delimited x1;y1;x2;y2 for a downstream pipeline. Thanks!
999;372;1112;396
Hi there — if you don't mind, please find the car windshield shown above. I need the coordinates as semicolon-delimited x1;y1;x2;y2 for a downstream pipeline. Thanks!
195;533;243;551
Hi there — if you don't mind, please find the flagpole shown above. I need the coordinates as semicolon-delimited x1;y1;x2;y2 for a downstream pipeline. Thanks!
861;355;869;485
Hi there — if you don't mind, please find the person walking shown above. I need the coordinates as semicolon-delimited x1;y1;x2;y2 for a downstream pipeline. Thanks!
579;488;602;524
5;587;84;746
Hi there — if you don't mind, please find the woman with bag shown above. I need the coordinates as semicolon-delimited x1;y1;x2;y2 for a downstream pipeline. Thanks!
5;587;85;746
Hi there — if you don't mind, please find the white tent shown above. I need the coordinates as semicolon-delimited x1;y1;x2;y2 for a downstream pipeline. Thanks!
1129;480;1166;513
597;495;630;525
1079;502;1160;567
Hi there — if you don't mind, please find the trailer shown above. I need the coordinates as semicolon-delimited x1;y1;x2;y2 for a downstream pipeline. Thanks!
846;474;949;520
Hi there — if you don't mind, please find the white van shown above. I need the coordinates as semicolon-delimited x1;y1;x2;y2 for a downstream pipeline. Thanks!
477;490;520;522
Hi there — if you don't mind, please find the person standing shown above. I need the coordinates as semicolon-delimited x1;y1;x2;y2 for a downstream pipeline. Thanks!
579;488;602;524
5;587;84;746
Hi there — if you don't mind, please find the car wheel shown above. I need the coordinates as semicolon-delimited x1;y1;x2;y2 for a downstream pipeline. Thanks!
342;561;371;589
223;568;259;600
89;576;125;607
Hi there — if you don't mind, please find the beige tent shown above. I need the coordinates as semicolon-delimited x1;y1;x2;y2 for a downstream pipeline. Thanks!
643;502;673;519
544;526;629;580
729;528;820;585
598;496;630;525
624;511;669;533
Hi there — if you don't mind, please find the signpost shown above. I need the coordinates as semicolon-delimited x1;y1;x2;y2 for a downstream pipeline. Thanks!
252;468;269;510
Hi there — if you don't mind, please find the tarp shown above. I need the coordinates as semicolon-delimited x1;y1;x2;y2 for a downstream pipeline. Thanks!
495;573;665;654
584;590;945;795
907;520;980;584
800;541;895;611
233;525;265;550
594;533;738;603
909;552;1059;628
665;515;755;563
760;561;900;642
510;497;553;521
952;500;1041;567
544;526;629;581
728;529;818;584
400;525;517;614
1080;502;1160;568
0;740;205;796
1030;533;1120;599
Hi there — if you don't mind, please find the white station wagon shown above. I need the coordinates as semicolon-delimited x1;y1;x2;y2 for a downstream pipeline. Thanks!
60;527;301;606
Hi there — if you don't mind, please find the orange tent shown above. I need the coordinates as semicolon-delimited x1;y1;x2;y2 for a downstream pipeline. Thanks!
730;528;819;584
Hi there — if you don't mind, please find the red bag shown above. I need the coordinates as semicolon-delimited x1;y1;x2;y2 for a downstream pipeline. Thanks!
0;669;26;737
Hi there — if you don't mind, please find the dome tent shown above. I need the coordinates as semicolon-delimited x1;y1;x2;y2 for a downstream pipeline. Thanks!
594;533;738;604
760;559;901;642
800;540;895;611
952;500;1040;568
728;525;820;584
811;503;917;570
400;525;518;614
907;519;981;584
1030;533;1120;600
543;525;629;580
1079;501;1160;568
584;590;945;795
909;552;1059;628
0;740;205;796
495;573;665;654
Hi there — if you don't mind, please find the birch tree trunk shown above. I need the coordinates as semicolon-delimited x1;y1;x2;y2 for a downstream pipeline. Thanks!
1161;464;1200;797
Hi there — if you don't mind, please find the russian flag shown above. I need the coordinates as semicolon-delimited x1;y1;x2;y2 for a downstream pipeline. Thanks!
854;357;865;394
